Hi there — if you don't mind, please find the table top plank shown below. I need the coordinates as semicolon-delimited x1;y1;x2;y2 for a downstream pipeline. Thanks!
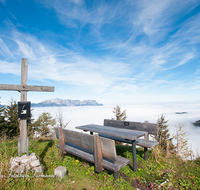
76;124;147;140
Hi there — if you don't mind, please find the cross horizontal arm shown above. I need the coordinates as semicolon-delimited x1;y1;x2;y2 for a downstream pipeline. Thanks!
0;84;54;92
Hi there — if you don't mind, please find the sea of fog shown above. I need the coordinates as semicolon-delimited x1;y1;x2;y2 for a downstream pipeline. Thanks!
32;102;200;158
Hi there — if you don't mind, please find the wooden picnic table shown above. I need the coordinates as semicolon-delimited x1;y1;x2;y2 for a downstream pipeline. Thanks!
75;124;147;171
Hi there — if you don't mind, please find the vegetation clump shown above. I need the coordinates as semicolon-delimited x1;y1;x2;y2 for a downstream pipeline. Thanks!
32;112;56;138
193;120;200;127
154;114;174;151
112;105;127;121
0;100;56;139
173;124;194;159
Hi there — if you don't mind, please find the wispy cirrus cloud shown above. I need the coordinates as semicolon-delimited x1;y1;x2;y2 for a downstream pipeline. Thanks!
14;39;36;60
195;69;200;75
37;0;200;67
176;53;195;67
0;0;6;4
0;60;19;75
0;38;14;58
0;28;132;94
133;0;200;42
38;0;124;27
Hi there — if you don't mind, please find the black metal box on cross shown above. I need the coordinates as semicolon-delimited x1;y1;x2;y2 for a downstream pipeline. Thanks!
18;102;31;119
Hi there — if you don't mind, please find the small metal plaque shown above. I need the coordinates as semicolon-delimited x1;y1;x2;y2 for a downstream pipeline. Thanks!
18;102;31;119
124;122;129;126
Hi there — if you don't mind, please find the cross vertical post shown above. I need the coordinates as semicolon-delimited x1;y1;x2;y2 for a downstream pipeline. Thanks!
20;58;28;153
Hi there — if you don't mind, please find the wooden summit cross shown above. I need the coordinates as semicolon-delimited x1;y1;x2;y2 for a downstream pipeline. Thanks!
0;58;54;156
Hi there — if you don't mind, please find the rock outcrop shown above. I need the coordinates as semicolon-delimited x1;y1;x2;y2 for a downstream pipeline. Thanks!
9;153;44;175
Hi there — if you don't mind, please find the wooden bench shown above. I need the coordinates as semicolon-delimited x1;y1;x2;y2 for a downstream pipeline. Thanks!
99;119;159;160
54;127;131;180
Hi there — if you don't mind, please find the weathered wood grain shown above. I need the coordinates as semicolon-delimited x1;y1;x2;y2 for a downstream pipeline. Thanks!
75;124;146;172
62;129;94;152
55;127;117;161
100;137;116;161
0;84;54;92
55;128;131;179
20;59;28;153
98;119;159;161
94;135;103;172
58;127;65;155
104;119;158;136
99;134;159;148
76;124;147;140
56;144;131;172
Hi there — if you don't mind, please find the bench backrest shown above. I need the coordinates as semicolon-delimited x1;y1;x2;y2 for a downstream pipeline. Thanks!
104;119;158;136
54;127;117;161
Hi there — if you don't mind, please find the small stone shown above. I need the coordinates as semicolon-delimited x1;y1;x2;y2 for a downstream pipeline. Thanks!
20;158;31;164
9;157;13;164
54;166;66;179
32;166;43;174
10;160;19;171
13;157;20;163
13;156;27;163
30;160;40;168
30;153;36;157
14;164;25;174
31;157;37;162
30;154;37;162
25;164;30;172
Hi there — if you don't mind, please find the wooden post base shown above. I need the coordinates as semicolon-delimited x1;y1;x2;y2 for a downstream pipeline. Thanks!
18;137;29;157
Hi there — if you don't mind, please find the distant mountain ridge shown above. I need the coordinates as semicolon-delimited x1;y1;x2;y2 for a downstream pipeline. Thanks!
31;98;103;107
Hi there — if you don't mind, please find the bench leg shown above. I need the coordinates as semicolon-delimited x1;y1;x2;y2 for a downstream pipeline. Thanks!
58;127;65;159
144;147;148;161
114;171;118;180
132;140;137;172
94;135;103;172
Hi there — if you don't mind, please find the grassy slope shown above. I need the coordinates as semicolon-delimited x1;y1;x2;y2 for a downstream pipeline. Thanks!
0;138;200;190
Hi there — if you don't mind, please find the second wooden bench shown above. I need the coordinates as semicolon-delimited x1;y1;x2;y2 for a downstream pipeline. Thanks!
99;119;159;160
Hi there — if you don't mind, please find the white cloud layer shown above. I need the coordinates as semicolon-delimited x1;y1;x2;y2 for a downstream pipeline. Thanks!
32;102;200;158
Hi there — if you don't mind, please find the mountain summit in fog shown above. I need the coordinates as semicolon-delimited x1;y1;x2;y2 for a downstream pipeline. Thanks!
31;98;103;107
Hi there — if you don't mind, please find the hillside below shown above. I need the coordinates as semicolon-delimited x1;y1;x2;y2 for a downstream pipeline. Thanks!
1;138;199;189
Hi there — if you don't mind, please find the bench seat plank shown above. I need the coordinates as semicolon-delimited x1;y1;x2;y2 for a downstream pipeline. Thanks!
136;139;159;148
99;134;159;148
56;143;131;172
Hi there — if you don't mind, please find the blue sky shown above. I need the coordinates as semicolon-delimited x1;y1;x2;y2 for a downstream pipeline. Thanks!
0;0;200;105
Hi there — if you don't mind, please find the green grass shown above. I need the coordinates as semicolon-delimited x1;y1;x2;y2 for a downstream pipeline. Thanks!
0;137;200;189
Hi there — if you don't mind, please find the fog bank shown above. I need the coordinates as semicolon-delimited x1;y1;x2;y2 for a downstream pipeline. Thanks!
32;102;200;158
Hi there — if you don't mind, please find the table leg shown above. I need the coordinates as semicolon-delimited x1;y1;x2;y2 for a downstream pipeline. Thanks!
144;147;148;160
132;140;137;171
